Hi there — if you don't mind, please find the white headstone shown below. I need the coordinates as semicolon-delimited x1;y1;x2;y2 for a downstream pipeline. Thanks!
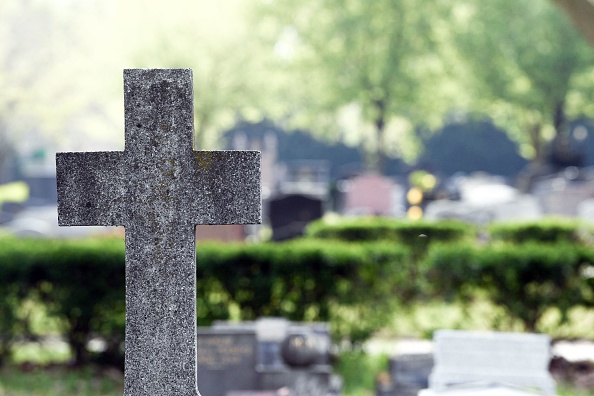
418;330;555;396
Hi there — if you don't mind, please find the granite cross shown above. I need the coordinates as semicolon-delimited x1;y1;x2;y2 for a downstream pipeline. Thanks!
56;69;261;396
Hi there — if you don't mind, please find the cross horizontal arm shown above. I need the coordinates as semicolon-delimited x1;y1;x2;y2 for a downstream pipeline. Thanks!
187;150;261;225
56;152;125;227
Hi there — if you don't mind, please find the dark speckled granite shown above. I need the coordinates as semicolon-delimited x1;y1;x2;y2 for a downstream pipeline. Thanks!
56;69;261;396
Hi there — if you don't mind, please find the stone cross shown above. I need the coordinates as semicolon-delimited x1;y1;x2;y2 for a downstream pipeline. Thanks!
56;69;261;396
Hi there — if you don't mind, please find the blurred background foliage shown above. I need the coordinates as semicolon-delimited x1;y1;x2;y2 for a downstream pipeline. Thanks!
1;0;594;173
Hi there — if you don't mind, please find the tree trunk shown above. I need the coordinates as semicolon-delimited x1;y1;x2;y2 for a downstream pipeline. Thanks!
529;123;545;164
68;320;90;366
552;0;594;48
553;100;566;136
372;98;388;174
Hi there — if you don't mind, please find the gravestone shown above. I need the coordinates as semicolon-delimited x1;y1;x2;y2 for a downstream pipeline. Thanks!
269;194;323;241
342;173;396;216
277;160;330;198
385;354;433;396
418;330;556;396
424;195;542;224
197;327;258;395
197;318;339;396
532;176;594;216
195;224;247;243
56;69;261;395
578;198;594;223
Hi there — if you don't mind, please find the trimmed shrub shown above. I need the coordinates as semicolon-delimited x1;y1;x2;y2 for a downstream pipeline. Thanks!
197;240;413;343
576;246;594;307
421;242;480;301
424;242;589;332
2;219;594;363
306;217;474;245
479;243;586;331
488;218;590;244
0;237;125;366
0;237;414;360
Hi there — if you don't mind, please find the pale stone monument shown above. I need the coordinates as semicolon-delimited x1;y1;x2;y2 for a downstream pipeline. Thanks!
418;330;556;396
342;173;399;216
56;69;261;395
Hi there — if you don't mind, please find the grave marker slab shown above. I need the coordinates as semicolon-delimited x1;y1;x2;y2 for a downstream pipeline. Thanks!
197;328;258;395
418;330;555;396
56;69;261;395
342;173;395;216
269;194;323;241
388;354;433;396
197;319;338;396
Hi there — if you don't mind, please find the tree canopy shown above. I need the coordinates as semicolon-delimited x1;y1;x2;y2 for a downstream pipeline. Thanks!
0;0;271;152
256;0;594;170
256;0;458;170
1;0;594;177
552;0;594;48
451;0;594;162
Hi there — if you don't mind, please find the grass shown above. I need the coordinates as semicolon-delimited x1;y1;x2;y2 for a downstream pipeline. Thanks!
334;351;389;396
380;297;594;340
4;350;588;396
1;359;593;396
0;366;123;396
558;385;594;396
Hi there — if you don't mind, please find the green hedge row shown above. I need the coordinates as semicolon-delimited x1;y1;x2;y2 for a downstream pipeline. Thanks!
0;238;413;366
0;238;126;366
488;218;593;244
311;217;594;333
2;218;594;367
424;242;591;332
306;217;474;244
196;241;417;344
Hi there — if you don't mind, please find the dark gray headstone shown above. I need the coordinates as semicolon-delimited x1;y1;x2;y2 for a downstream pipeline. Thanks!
56;69;261;395
388;354;433;396
198;319;339;396
197;329;258;396
269;194;323;241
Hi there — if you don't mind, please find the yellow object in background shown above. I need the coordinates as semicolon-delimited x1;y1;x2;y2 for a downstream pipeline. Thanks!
407;205;423;220
0;181;30;204
407;187;423;205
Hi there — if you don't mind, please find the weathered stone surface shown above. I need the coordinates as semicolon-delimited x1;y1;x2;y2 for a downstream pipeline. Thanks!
56;69;261;396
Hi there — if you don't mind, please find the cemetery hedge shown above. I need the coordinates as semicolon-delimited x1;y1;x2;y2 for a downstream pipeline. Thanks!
306;217;474;245
0;237;125;366
0;237;414;366
2;218;594;366
196;240;415;343
488;218;593;244
424;242;590;332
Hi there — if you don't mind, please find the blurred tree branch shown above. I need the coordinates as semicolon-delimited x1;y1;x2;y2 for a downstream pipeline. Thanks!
552;0;594;47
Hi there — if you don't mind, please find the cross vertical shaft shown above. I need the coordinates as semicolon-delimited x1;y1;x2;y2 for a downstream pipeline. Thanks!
124;222;198;395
